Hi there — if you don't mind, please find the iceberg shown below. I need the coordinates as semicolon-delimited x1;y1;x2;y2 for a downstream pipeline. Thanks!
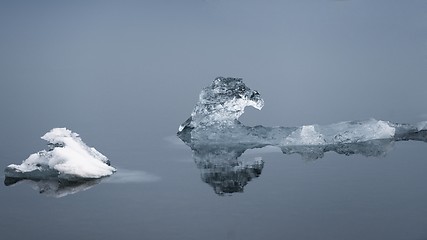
177;77;427;194
4;128;116;180
178;77;427;147
179;77;264;131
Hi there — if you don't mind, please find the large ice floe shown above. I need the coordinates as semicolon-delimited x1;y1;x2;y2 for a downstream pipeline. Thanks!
5;128;116;181
177;77;427;195
178;77;427;148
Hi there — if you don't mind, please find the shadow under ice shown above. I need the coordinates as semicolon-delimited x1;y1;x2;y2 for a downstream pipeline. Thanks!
4;177;103;198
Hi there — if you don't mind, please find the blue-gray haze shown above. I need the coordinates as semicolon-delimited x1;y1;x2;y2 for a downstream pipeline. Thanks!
0;1;426;240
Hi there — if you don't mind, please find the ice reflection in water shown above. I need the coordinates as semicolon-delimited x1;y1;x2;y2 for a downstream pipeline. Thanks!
192;145;264;195
4;169;160;198
103;169;160;184
177;77;427;195
4;177;102;198
179;132;427;195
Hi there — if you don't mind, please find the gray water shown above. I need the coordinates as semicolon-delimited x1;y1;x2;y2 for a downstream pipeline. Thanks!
1;1;427;240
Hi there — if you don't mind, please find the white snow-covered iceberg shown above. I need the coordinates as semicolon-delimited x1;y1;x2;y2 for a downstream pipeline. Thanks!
5;128;116;180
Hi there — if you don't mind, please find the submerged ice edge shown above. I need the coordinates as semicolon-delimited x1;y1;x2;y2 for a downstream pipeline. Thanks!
5;128;116;180
178;77;427;148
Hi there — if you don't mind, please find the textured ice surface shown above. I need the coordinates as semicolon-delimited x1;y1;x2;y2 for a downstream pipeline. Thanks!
178;77;427;147
5;128;116;180
281;119;396;145
178;77;427;162
177;77;427;194
179;77;264;131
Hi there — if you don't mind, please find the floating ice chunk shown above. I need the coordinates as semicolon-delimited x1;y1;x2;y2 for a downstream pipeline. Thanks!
179;77;264;131
326;120;395;144
177;77;427;194
283;125;325;145
178;77;426;148
5;128;116;180
281;119;397;146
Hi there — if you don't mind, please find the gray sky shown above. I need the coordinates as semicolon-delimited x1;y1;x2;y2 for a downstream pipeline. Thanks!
1;3;427;239
0;0;426;132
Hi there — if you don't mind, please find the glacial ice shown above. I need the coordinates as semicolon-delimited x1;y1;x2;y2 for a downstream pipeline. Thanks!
4;128;116;180
178;77;427;148
177;77;427;194
179;77;264;131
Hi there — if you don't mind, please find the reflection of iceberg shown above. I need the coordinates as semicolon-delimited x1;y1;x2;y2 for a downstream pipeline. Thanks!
4;168;159;198
4;177;102;198
5;128;116;180
193;145;264;195
177;77;427;194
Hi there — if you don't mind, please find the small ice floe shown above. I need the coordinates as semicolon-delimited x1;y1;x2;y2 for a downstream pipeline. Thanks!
4;128;116;180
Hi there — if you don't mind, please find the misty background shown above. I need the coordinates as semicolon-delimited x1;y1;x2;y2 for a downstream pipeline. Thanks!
1;1;427;240
1;1;426;134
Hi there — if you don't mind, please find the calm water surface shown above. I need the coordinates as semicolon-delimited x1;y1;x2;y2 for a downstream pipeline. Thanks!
1;1;427;240
2;119;427;240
